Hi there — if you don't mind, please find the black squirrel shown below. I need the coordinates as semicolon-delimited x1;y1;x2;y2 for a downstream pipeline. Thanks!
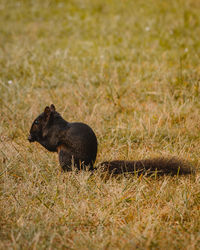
28;104;194;175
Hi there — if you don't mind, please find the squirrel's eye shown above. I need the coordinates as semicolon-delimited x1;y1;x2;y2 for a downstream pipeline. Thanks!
34;120;39;125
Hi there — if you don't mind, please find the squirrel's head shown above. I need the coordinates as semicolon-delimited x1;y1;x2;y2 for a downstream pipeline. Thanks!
28;104;56;142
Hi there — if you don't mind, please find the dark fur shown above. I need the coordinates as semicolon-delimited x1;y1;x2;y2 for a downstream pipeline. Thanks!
28;104;97;171
99;158;194;176
28;105;194;175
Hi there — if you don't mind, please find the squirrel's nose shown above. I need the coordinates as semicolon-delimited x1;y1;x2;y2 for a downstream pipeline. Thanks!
28;134;33;142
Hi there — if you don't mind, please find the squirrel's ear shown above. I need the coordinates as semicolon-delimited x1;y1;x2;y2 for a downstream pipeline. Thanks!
44;106;51;118
50;104;56;112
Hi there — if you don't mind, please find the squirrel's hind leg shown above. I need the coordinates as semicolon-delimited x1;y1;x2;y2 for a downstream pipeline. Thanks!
57;144;74;171
57;144;89;171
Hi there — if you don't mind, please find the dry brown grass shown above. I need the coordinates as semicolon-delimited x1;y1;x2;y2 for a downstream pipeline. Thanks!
0;0;200;249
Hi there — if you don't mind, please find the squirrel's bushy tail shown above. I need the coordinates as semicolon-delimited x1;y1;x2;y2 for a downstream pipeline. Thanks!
99;157;194;176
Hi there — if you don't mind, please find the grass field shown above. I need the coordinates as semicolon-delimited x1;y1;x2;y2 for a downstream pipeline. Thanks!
0;0;200;249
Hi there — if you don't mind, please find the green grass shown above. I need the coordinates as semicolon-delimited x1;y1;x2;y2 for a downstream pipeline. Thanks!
0;0;200;249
